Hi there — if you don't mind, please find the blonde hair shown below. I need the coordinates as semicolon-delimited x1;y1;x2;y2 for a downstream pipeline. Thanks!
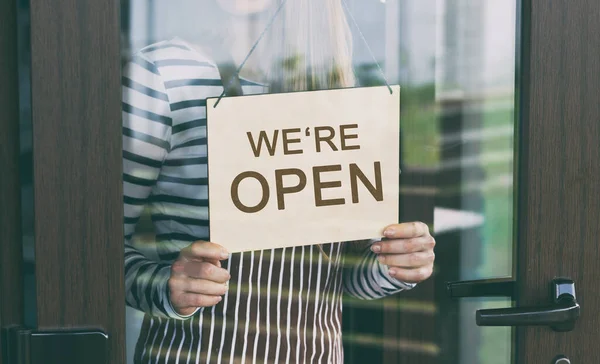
264;0;356;92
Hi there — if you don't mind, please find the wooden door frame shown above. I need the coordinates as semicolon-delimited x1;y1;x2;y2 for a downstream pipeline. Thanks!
0;0;23;361
517;0;600;362
22;0;125;362
3;0;599;363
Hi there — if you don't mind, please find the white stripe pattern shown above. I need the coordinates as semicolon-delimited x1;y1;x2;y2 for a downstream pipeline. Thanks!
124;38;412;364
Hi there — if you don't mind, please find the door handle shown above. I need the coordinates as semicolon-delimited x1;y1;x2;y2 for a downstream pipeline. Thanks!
447;277;516;298
447;277;580;332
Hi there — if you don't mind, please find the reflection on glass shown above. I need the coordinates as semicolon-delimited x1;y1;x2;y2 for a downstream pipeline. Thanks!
435;1;516;364
121;1;517;363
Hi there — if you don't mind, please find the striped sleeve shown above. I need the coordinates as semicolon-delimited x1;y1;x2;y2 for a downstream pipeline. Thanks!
342;240;415;300
122;53;189;319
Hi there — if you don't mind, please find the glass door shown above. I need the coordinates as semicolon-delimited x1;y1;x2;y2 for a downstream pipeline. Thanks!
1;1;598;364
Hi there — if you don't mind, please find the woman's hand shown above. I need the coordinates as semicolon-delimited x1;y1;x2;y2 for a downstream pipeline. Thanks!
371;222;436;284
168;241;231;316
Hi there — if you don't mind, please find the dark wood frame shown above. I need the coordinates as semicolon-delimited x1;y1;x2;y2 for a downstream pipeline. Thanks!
2;0;599;363
516;0;600;363
24;0;125;362
0;0;24;362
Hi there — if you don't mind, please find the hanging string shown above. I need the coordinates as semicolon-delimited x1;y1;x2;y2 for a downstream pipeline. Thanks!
211;1;395;262
214;0;394;108
213;0;290;107
341;0;393;94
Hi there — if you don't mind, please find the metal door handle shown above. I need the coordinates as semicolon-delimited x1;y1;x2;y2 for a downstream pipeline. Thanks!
447;277;515;298
447;277;580;332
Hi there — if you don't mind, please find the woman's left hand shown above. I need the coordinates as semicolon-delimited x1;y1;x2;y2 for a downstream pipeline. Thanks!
371;222;436;284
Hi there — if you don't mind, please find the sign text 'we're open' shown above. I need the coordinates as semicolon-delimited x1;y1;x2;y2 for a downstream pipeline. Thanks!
207;86;400;253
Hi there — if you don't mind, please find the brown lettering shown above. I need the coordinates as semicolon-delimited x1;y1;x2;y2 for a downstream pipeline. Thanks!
247;130;279;157
282;128;303;155
313;165;345;207
350;162;383;203
314;126;338;152
340;124;360;150
231;171;270;213
275;168;307;210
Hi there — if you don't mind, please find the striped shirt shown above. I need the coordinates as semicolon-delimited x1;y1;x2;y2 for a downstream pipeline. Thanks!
123;37;412;364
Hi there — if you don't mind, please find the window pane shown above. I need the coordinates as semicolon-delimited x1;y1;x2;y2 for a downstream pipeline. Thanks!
121;1;517;363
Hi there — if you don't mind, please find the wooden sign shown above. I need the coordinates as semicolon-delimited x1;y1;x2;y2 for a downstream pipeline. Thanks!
207;85;400;253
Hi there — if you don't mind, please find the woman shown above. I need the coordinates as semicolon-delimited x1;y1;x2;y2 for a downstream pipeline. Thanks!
123;0;435;362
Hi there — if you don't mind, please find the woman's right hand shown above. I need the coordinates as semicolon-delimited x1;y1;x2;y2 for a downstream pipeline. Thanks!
168;241;231;316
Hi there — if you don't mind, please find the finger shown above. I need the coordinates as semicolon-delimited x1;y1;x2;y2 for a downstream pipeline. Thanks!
371;235;435;254
174;306;200;317
377;250;435;268
173;260;230;283
172;292;223;309
387;266;433;284
383;222;429;239
169;276;229;296
180;241;230;262
202;258;223;268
